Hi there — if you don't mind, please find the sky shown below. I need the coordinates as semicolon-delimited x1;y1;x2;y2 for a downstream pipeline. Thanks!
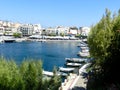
0;0;120;28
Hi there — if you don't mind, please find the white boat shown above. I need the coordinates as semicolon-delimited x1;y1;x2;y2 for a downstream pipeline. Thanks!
81;49;89;53
4;38;16;43
77;43;87;47
43;70;68;77
65;62;82;67
77;51;90;58
59;67;75;72
2;36;16;43
65;58;87;63
43;70;53;77
77;41;88;47
80;46;89;50
57;72;68;77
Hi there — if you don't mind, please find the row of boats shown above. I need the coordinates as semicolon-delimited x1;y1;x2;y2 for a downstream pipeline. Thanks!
77;41;90;58
43;57;89;77
43;41;92;79
43;57;91;77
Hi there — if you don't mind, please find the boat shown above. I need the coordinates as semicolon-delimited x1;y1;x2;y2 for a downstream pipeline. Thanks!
77;51;90;58
4;39;16;43
43;70;68;77
81;48;89;53
43;70;53;77
77;43;87;47
57;72;68;77
77;41;88;47
80;46;89;50
65;62;82;67
59;67;75;73
2;36;16;43
65;58;88;63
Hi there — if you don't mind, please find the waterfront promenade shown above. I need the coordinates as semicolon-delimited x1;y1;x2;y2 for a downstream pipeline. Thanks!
27;38;82;42
59;74;87;90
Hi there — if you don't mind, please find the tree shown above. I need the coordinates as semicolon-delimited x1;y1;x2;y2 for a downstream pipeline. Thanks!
102;9;120;86
13;33;22;38
48;66;61;90
87;8;120;89
0;57;62;90
88;8;113;66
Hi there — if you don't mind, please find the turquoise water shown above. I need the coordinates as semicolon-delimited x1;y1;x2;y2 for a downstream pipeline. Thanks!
0;41;80;71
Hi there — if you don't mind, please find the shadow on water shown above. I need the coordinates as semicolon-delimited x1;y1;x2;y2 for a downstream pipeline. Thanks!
72;86;86;90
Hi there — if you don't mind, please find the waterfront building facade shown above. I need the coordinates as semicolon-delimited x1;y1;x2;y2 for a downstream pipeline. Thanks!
69;27;78;36
79;27;90;36
33;24;42;35
0;20;90;38
19;24;34;36
0;26;4;35
0;20;21;36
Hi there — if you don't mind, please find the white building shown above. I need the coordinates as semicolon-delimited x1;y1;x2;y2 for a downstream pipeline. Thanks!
0;26;4;35
46;27;56;35
0;21;20;36
45;26;78;36
80;27;90;36
19;24;34;36
68;27;78;35
56;26;69;36
33;24;42;35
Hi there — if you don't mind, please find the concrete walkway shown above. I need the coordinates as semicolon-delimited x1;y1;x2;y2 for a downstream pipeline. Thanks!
72;75;87;90
59;74;87;90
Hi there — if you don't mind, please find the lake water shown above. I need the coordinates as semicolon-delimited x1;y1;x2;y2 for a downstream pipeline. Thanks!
0;41;80;71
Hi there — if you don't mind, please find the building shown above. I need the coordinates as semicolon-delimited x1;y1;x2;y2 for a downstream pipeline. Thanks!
19;24;34;36
80;27;90;36
68;27;78;36
45;27;56;36
33;24;42;35
0;26;4;35
56;26;69;36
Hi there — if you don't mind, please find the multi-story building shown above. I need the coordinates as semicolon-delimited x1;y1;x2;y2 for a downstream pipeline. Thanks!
46;27;56;36
33;24;42;35
79;27;90;36
68;27;78;35
0;26;4;35
0;21;20;36
19;24;34;36
45;26;79;36
56;26;69;36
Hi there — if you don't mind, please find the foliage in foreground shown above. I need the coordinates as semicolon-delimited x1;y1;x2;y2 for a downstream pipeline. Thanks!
0;57;61;90
87;8;120;90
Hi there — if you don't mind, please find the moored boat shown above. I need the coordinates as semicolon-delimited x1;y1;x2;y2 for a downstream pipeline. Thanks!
77;51;90;58
65;58;88;63
43;70;68;77
2;36;16;43
4;39;16;43
59;67;75;73
65;62;82;67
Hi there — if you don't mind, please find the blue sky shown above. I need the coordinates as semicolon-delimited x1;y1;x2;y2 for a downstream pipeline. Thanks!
0;0;120;28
